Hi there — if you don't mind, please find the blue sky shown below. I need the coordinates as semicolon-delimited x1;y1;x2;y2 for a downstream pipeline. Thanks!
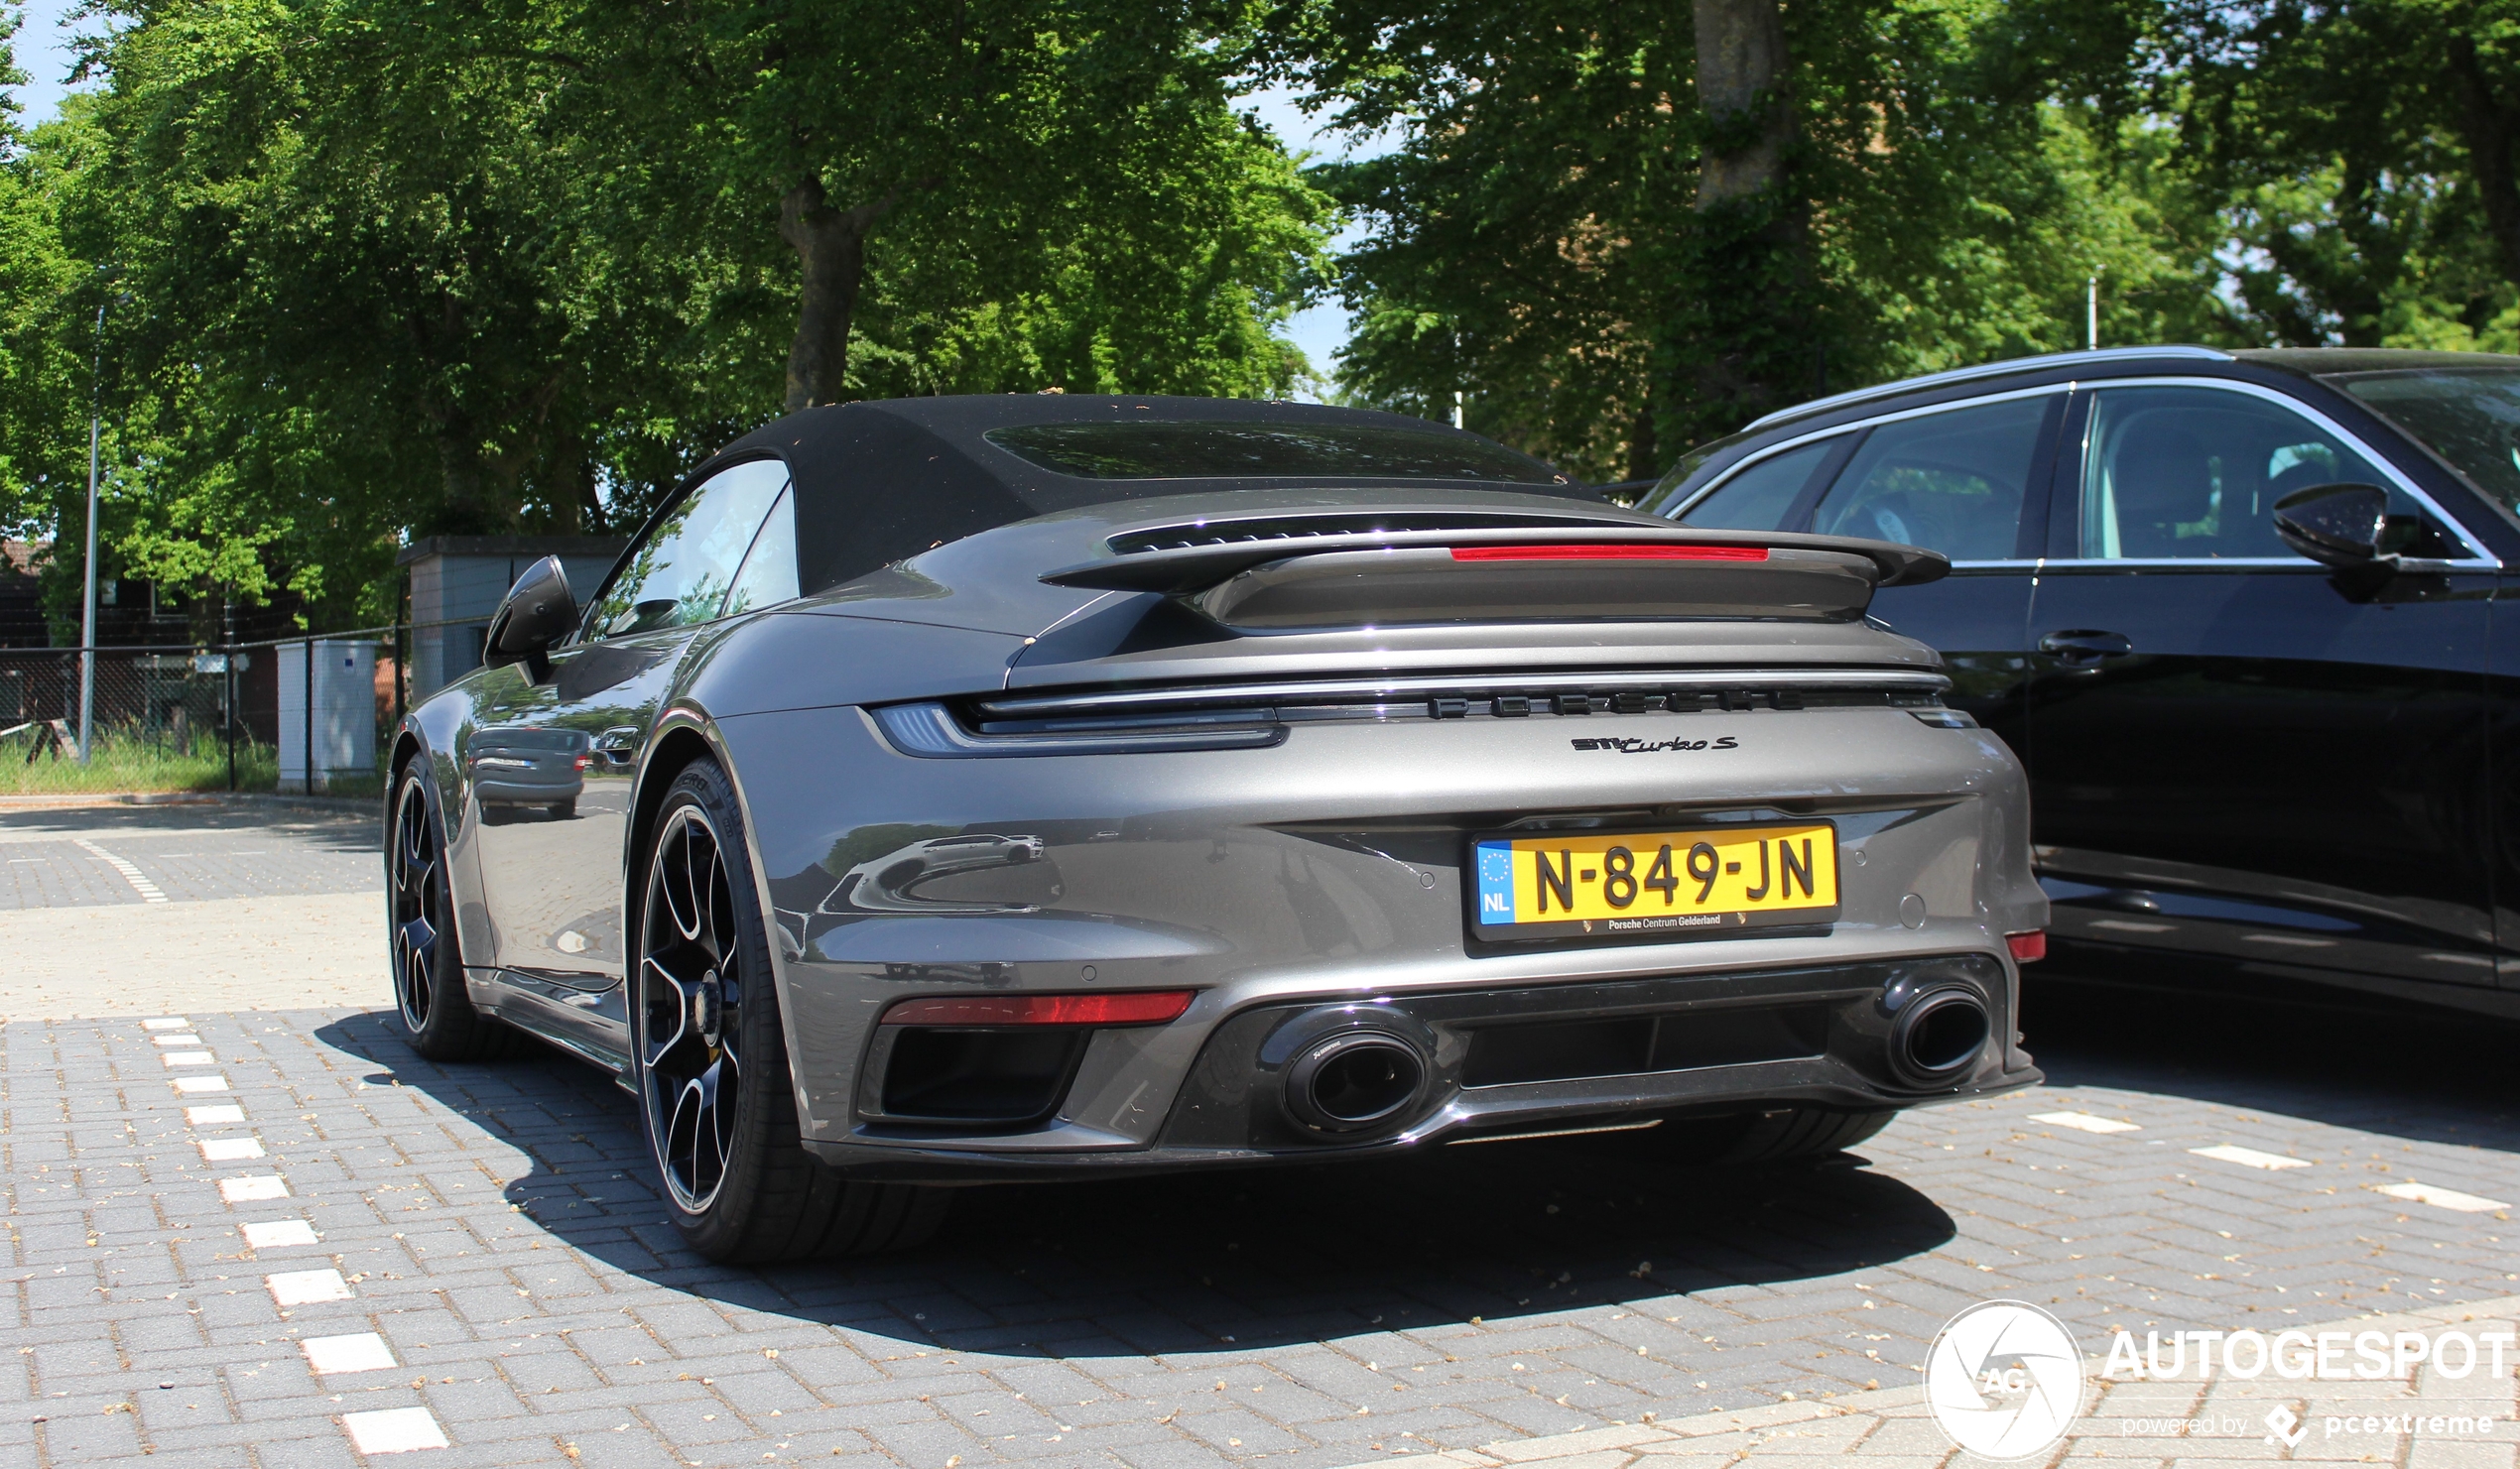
3;10;1380;394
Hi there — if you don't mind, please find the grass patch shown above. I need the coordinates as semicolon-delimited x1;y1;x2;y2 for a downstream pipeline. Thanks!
0;726;281;795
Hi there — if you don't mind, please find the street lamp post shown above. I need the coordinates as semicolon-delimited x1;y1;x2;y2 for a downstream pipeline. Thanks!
75;302;104;765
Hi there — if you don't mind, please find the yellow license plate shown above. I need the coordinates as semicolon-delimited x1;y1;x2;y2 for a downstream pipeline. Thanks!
1469;822;1839;941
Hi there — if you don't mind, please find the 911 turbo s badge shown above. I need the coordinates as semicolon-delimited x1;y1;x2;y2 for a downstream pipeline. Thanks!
1570;735;1739;753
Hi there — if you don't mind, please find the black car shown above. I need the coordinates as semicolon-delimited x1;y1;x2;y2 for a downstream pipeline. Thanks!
1640;346;2520;1020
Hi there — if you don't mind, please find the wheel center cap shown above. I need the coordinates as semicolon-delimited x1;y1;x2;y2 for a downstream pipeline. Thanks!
693;974;723;1046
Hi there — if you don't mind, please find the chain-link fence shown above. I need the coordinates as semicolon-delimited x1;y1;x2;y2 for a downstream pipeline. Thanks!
0;619;462;796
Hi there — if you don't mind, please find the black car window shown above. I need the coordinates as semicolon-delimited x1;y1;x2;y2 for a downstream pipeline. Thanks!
2328;366;2520;515
724;485;799;616
2077;387;2389;559
585;459;792;640
1808;397;2046;558
1675;438;1839;531
985;422;1567;484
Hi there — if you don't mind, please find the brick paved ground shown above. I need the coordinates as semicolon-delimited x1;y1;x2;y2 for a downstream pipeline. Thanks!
1;804;2514;1467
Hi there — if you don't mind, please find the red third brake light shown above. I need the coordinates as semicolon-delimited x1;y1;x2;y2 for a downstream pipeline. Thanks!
2007;930;2047;964
878;991;1196;1028
1449;544;1769;562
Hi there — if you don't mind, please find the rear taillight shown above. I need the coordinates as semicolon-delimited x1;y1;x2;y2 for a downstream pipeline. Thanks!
2006;930;2046;964
1449;544;1769;562
878;991;1195;1028
571;755;589;771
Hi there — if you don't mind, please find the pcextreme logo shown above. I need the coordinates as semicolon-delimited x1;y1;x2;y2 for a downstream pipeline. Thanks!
1925;1300;2087;1459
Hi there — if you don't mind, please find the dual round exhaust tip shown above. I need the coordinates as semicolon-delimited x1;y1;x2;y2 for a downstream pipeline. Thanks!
1272;985;1994;1137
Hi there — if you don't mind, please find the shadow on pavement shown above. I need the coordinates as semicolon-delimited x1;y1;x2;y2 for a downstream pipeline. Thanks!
2024;968;2520;1155
0;797;379;850
314;1010;1955;1357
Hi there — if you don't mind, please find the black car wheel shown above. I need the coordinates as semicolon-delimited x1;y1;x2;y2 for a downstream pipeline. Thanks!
550;799;575;819
388;768;521;1061
632;759;948;1262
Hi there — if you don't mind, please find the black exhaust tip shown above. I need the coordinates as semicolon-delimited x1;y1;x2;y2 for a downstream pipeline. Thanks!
1284;1032;1428;1133
1888;987;1990;1088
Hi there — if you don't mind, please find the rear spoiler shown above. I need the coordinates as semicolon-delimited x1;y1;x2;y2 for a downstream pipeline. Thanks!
1040;525;1947;630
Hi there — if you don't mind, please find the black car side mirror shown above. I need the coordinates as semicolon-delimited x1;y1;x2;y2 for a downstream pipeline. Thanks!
2271;483;2391;569
483;555;578;682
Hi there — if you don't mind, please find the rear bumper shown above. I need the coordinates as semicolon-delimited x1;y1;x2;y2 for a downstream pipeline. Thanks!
475;776;583;804
802;951;2039;1180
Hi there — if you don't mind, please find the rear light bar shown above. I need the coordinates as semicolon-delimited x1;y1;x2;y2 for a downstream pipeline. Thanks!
877;990;1196;1028
571;754;590;771
1449;544;1769;562
2006;930;2046;964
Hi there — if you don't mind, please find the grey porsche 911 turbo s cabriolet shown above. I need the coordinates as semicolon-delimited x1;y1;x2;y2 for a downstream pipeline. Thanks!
388;394;2048;1262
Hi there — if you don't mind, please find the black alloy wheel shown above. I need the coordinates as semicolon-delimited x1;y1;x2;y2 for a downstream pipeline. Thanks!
387;768;519;1061
632;760;948;1262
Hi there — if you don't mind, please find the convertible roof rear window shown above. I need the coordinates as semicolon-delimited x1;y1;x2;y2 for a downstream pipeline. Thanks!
984;422;1567;484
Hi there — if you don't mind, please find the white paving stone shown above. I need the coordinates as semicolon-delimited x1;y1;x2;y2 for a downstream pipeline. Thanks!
140;1017;190;1030
342;1407;448;1453
218;1174;289;1202
2372;1180;2512;1213
198;1137;265;1162
303;1332;397;1375
185;1104;246;1124
2029;1111;2141;1134
171;1074;228;1092
2190;1144;2312;1170
241;1219;318;1249
266;1268;352;1305
161;1050;214;1067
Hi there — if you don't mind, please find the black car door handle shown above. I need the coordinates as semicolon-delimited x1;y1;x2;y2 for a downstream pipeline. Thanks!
2038;630;2134;665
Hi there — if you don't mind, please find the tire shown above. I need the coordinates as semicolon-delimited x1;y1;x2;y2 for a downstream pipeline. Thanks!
550;799;576;819
631;759;950;1262
1714;1106;1896;1163
387;768;525;1062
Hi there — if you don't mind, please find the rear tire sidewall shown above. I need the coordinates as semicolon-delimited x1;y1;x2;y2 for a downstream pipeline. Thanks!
632;761;791;1254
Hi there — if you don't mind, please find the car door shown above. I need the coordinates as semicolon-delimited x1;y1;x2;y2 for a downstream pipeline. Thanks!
1678;389;2062;751
2024;379;2498;992
469;457;798;1023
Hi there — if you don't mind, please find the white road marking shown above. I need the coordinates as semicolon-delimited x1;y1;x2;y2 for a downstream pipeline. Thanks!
266;1268;351;1305
199;1138;265;1163
219;1175;289;1202
72;838;168;904
241;1219;318;1249
162;1051;214;1067
2190;1144;2313;1170
186;1104;245;1125
304;1332;397;1375
152;1035;202;1047
342;1407;448;1453
2029;1111;2141;1134
172;1075;227;1093
142;1017;189;1030
2371;1181;2512;1213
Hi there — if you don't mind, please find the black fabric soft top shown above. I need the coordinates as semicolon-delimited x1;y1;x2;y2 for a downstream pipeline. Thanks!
682;395;1591;595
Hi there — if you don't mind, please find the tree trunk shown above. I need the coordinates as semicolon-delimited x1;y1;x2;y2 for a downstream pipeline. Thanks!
1693;0;1794;209
2449;36;2520;292
779;178;902;412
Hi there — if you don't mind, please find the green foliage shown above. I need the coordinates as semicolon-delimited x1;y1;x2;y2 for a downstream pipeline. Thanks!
0;0;1329;630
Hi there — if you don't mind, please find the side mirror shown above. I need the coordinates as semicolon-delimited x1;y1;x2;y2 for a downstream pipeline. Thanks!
2272;482;2390;569
483;555;578;682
